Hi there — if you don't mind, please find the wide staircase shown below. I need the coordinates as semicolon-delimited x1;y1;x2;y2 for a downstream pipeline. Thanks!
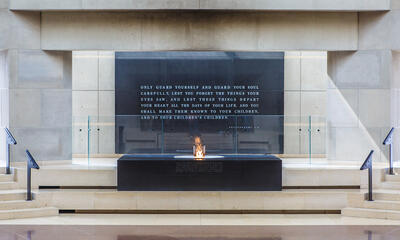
342;170;400;220
0;169;58;220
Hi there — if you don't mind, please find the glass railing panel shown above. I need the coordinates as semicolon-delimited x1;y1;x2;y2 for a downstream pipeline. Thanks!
295;115;312;165
310;115;327;165
282;115;302;165
282;115;302;156
282;115;313;165
115;115;163;154
162;115;236;155
97;116;116;155
88;116;100;163
72;114;333;166
72;116;89;157
372;126;391;164
323;119;392;167
235;115;283;154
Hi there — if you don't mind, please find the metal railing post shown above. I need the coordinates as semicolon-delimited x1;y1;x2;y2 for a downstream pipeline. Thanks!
4;128;17;175
383;127;395;175
26;150;40;201
6;144;10;174
360;150;374;201
27;161;31;201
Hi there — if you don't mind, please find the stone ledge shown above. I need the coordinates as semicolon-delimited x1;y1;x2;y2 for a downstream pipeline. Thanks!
9;0;390;11
38;189;353;210
30;165;363;187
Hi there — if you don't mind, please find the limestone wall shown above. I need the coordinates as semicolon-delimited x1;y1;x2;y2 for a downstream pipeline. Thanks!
7;50;72;161
41;12;358;51
0;50;9;166
1;2;400;163
72;51;114;155
9;0;390;11
284;52;327;156
327;51;392;162
392;51;400;165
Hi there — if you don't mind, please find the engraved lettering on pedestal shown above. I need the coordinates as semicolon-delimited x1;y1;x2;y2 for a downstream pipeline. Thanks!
176;162;223;174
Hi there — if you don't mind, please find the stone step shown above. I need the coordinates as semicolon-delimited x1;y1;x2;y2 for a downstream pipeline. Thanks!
385;174;400;182
0;207;58;220
0;174;14;182
0;169;15;175
0;200;42;210
381;182;400;190
0;182;19;190
353;200;400;211
0;192;26;201
342;207;400;220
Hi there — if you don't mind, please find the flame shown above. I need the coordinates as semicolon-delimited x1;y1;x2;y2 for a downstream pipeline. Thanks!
194;136;205;160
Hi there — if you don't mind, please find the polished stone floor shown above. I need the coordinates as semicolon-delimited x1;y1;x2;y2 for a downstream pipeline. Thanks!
0;214;400;239
0;225;399;240
1;214;400;225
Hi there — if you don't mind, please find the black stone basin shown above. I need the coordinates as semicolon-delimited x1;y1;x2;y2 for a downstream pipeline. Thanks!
117;154;282;191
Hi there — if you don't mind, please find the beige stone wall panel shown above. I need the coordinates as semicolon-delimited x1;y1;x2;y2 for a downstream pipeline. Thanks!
42;12;358;51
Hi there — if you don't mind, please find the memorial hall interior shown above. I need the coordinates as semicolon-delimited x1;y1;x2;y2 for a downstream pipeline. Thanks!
0;0;400;238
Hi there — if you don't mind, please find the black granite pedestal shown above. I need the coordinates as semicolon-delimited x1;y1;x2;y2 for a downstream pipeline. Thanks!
117;155;282;191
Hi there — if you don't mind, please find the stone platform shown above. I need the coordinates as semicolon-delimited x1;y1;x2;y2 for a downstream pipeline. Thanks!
31;160;376;188
37;188;353;212
9;159;391;213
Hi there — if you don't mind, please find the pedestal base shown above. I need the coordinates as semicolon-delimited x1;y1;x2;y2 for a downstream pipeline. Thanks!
117;155;282;191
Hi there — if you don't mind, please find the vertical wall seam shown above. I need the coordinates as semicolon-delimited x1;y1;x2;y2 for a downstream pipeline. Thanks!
97;51;100;154
140;15;143;51
299;52;303;154
40;12;42;50
357;12;360;50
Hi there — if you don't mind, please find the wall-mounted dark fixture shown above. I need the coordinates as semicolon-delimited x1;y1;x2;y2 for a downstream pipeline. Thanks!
26;150;40;201
383;127;396;175
360;150;374;201
5;128;17;175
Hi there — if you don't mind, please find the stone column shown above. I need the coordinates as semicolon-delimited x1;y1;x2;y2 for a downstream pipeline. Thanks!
391;51;400;164
284;51;327;158
390;1;400;168
8;50;72;161
72;51;115;156
0;3;73;162
0;50;9;165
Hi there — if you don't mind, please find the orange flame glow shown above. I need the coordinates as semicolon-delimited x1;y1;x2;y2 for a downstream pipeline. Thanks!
193;137;205;160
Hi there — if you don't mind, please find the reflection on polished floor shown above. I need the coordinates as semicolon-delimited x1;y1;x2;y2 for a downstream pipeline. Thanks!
3;214;400;225
0;224;399;240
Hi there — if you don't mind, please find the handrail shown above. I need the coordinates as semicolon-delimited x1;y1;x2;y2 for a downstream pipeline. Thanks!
383;127;396;175
26;150;40;201
4;128;17;174
360;150;374;202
